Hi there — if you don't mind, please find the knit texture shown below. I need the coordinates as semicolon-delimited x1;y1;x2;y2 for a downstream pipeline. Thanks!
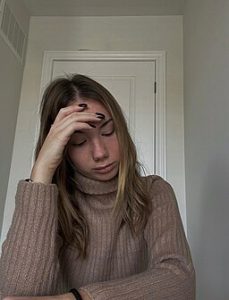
0;174;195;299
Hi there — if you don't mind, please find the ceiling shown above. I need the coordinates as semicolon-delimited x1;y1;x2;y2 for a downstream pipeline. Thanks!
22;0;184;17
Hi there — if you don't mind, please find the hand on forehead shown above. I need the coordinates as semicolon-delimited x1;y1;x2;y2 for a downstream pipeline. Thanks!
74;98;110;118
81;99;112;128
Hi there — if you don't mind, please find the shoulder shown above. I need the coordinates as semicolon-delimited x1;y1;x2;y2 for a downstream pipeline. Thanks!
142;175;174;194
141;175;177;208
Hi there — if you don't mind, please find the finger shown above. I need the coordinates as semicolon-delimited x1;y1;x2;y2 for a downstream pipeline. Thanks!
51;116;100;139
54;104;86;124
50;110;100;133
49;121;93;146
52;112;102;132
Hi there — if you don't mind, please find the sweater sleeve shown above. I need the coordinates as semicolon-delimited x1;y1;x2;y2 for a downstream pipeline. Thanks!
0;181;65;298
79;176;195;300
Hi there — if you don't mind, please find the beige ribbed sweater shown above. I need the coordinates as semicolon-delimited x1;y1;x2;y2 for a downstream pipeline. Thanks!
0;174;195;299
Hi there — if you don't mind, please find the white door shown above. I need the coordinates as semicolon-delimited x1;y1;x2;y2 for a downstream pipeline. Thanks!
51;60;156;175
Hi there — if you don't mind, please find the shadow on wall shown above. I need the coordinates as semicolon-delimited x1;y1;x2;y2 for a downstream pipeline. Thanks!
196;156;229;300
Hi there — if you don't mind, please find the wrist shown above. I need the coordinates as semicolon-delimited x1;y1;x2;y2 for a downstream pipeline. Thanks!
62;293;76;300
78;289;92;300
30;163;54;184
69;289;83;300
69;289;91;300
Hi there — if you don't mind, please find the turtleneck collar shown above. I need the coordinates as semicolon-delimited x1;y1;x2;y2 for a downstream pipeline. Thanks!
73;170;118;195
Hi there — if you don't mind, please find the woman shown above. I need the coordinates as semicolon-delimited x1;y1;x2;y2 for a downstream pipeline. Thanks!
0;74;195;300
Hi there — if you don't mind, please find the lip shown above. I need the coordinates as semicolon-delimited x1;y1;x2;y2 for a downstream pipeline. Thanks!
93;162;116;174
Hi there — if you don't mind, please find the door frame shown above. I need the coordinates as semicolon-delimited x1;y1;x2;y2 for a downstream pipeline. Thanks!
40;51;166;178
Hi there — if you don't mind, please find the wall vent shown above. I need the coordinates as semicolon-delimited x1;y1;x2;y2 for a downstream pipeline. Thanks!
0;1;26;62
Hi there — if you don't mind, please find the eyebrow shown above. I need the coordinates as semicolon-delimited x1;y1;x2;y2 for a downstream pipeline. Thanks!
74;118;113;134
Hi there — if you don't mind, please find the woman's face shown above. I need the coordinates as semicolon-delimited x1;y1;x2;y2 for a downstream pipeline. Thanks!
68;98;120;181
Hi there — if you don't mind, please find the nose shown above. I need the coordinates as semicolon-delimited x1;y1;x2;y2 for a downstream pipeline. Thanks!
92;138;109;162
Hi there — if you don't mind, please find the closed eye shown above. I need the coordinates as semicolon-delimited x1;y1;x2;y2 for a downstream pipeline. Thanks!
71;140;86;146
101;129;115;136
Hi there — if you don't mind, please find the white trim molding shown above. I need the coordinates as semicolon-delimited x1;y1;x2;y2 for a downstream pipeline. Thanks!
40;51;167;178
0;0;5;26
0;0;5;13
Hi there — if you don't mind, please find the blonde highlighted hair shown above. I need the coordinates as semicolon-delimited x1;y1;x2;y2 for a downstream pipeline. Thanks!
36;74;151;257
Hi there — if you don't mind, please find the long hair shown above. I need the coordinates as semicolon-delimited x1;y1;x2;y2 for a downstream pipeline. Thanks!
35;74;151;257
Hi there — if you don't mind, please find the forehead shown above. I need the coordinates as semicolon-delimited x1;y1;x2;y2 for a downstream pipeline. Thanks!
72;98;111;116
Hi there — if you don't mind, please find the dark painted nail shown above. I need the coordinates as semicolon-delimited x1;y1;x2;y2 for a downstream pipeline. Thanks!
79;103;87;108
88;123;96;128
96;112;105;119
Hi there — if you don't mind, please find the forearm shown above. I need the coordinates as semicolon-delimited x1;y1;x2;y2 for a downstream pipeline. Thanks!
79;260;195;300
0;181;62;296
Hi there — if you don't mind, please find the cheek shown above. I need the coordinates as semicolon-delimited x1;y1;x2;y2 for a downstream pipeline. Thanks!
109;135;120;159
68;148;88;169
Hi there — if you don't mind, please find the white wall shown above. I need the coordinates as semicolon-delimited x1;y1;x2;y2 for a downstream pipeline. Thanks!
0;0;29;237
1;16;186;243
184;0;229;299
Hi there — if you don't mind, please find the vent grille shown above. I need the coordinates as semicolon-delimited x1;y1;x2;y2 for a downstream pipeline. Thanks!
0;1;26;62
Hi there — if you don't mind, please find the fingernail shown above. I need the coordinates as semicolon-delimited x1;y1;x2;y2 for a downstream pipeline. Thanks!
96;112;105;119
79;103;87;108
88;123;96;128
